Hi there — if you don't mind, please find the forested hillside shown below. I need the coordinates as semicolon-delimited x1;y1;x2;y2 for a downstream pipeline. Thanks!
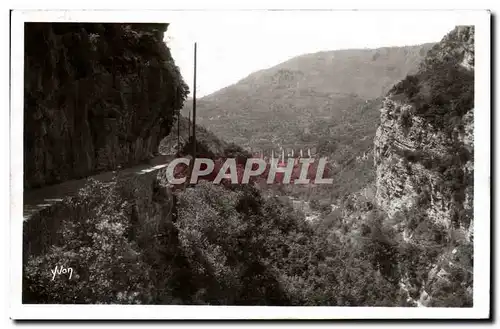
185;44;434;151
181;44;434;201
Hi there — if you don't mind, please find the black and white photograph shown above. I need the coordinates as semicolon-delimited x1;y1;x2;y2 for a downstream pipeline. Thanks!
9;9;490;320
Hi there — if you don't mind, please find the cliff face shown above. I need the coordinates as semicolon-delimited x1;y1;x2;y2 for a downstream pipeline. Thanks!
24;23;189;189
374;26;474;235
374;101;473;231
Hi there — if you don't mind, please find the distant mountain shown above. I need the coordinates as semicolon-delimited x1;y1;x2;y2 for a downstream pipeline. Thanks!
184;43;435;151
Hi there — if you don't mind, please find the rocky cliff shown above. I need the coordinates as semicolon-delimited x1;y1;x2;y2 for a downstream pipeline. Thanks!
24;23;189;189
373;26;475;307
374;26;474;238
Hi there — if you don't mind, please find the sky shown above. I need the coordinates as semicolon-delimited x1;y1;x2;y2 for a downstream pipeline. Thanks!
164;11;464;97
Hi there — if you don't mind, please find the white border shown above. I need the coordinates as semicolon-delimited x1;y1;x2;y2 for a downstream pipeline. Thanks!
9;9;491;320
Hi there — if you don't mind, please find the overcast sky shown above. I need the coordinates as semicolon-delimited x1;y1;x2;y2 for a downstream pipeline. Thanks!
164;11;465;97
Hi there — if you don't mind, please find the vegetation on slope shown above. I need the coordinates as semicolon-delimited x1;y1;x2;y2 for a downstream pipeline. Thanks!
23;177;472;306
389;26;474;229
185;43;433;151
389;26;474;130
159;115;250;159
180;45;433;203
23;180;396;305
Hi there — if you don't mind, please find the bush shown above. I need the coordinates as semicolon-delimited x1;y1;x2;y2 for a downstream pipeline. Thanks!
173;182;405;306
389;29;474;133
416;189;431;207
400;109;412;129
24;178;155;304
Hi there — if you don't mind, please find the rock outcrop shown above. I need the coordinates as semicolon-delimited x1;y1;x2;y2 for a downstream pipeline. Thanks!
374;26;474;234
24;23;189;189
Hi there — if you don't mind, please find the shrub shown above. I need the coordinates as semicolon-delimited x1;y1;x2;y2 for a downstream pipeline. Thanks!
24;178;155;304
389;30;474;133
416;189;431;207
400;109;412;129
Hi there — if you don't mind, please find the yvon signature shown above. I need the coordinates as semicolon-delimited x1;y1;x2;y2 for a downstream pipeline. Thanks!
51;265;73;280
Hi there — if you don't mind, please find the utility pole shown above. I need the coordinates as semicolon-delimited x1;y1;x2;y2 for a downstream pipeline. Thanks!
177;112;180;155
188;110;191;140
192;42;197;160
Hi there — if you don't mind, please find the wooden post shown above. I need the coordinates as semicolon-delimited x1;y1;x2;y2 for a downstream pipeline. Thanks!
192;42;197;160
188;110;191;139
177;113;180;155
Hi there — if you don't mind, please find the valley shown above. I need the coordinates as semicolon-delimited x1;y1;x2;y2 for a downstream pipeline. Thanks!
21;23;474;308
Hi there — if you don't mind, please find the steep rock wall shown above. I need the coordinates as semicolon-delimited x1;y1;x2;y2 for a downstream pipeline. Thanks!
374;26;474;234
24;23;188;189
374;100;473;230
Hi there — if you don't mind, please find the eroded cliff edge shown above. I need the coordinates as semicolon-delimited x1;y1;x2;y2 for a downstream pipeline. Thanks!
24;23;189;189
371;26;474;306
374;26;474;238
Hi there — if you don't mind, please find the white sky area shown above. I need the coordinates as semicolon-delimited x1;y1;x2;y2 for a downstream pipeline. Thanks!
164;11;466;97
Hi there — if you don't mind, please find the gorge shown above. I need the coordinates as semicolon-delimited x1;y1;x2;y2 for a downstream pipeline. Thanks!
22;23;474;307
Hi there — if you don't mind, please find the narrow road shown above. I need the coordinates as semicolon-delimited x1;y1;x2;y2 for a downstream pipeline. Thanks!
23;155;175;220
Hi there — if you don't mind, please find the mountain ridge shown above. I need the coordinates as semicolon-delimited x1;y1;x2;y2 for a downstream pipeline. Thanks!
183;43;435;152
